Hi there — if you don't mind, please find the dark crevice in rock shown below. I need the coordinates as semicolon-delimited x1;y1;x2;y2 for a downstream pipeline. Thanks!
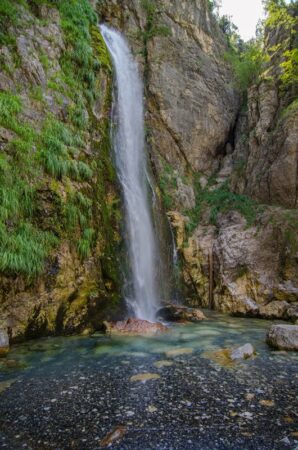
216;115;238;158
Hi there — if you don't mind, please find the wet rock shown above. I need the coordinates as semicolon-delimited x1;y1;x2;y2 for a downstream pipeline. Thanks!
0;329;9;357
167;211;188;249
153;360;173;368
204;343;255;367
258;301;289;320
266;324;298;351
165;348;193;358
103;318;168;336
286;303;298;322
175;178;196;210
130;373;161;382
0;359;27;371
230;343;255;361
0;379;15;394
158;304;206;323
99;426;126;448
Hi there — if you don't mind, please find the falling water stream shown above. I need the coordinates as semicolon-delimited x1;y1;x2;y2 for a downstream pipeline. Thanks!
0;25;297;450
100;25;160;322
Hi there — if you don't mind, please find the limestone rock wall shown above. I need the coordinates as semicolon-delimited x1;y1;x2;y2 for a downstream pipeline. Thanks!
99;0;240;174
231;80;298;208
231;11;298;208
170;210;298;321
100;0;298;321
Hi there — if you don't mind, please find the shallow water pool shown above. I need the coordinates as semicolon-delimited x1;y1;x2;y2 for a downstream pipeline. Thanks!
0;311;297;449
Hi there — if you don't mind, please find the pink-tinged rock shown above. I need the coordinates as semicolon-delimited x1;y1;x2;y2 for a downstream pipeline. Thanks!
103;318;168;336
99;426;126;448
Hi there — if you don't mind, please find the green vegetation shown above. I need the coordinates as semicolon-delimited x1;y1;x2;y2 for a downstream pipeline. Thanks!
0;92;57;277
57;0;98;102
235;265;249;279
185;180;258;234
0;0;18;45
91;26;112;72
0;92;23;130
77;228;95;259
39;51;50;72
159;163;177;210
40;117;93;181
218;13;267;92
157;160;258;236
264;0;298;93
140;0;171;42
280;98;298;120
218;0;298;95
64;190;92;231
0;0;118;279
224;41;267;92
0;223;57;278
207;0;221;14
30;86;44;103
280;49;298;90
138;0;171;81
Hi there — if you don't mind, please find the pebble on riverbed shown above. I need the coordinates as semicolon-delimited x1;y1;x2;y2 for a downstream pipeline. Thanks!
130;373;161;382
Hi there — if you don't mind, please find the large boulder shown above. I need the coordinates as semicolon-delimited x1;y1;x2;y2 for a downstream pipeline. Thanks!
266;324;298;351
103;318;168;336
158;304;206;323
0;330;9;357
258;301;289;320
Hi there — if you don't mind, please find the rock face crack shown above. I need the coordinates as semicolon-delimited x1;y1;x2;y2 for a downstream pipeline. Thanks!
149;93;191;168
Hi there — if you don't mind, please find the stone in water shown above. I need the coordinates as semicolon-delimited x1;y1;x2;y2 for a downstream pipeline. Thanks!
130;373;161;382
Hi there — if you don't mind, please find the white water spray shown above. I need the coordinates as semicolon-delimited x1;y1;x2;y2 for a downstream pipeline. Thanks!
100;25;160;322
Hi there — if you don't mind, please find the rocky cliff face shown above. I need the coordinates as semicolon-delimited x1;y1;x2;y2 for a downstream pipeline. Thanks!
0;0;297;345
166;6;298;321
231;20;298;208
0;1;124;341
100;0;239;175
98;0;242;307
100;0;298;321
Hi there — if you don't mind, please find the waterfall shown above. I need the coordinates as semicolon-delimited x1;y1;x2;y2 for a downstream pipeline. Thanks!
100;25;160;322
